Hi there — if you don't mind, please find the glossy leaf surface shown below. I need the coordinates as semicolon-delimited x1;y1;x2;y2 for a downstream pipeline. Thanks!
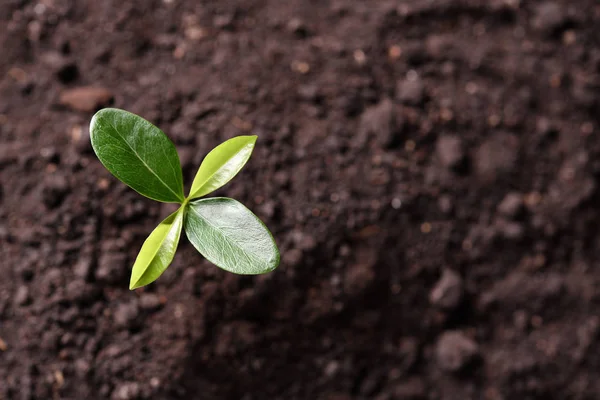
90;108;185;203
185;197;279;274
130;207;184;289
188;136;256;199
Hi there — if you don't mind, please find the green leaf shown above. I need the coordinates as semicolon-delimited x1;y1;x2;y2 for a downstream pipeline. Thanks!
90;108;185;203
188;136;257;199
185;197;280;274
130;207;184;290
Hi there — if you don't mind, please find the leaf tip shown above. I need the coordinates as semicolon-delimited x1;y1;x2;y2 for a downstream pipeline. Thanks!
267;251;281;273
89;107;113;127
129;270;146;290
248;135;258;148
89;108;116;147
88;111;100;139
129;277;141;291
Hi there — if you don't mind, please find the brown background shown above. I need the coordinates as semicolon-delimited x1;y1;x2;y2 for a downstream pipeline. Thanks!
1;0;600;399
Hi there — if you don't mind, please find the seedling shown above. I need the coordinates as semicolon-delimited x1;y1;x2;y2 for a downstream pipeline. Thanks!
90;108;280;289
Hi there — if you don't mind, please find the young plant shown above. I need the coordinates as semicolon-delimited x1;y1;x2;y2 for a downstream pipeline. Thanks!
89;108;280;290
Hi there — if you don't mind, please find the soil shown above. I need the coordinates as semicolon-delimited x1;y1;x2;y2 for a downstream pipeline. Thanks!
1;0;600;399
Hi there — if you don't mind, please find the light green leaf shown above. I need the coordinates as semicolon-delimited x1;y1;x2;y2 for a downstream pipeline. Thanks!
90;108;185;203
185;197;280;274
188;136;257;199
130;207;184;289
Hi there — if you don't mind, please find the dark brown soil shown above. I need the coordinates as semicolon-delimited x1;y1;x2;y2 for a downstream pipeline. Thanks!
2;0;600;399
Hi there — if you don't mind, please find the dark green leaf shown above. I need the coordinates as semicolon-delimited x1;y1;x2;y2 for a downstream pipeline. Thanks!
130;207;184;289
188;136;256;199
185;197;279;274
90;108;185;203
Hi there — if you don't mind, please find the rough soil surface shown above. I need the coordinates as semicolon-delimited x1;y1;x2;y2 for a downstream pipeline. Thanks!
1;0;600;399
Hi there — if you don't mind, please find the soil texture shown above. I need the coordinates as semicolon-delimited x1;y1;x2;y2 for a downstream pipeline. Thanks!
1;0;600;399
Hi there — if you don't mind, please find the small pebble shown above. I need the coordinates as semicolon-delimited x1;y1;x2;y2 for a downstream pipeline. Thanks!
497;192;524;218
498;220;525;240
139;293;162;311
75;359;90;378
74;257;93;281
396;76;425;105
474;133;518;179
358;98;400;148
59;87;113;112
111;382;141;400
532;2;567;36
436;135;465;170
114;302;140;329
287;18;309;36
14;285;31;306
435;331;479;372
429;269;464;310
